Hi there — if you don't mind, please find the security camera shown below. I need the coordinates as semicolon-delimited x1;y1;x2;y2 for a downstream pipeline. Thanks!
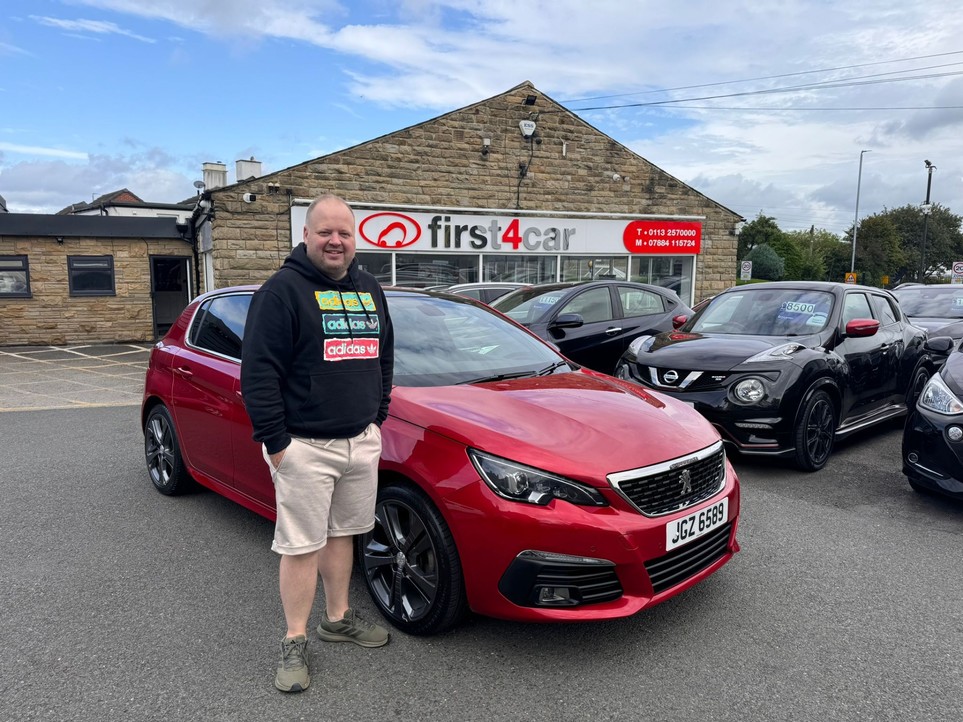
612;173;622;182
242;192;257;203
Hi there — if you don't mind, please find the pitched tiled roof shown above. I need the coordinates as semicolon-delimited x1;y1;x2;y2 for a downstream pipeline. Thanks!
56;188;144;215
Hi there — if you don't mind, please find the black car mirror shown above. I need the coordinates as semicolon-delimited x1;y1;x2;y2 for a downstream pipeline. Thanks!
924;335;955;354
844;318;880;338
551;313;584;329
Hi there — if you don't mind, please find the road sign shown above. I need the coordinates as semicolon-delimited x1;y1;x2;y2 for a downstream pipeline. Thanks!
952;261;963;285
740;261;752;281
845;272;857;284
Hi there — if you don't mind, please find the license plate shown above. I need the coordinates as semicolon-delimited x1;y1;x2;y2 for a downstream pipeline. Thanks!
666;498;728;551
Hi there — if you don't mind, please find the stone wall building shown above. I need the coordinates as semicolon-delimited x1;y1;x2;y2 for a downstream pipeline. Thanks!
0;215;192;345
197;81;741;303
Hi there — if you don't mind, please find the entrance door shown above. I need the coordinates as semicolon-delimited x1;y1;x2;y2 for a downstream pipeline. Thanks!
150;256;191;338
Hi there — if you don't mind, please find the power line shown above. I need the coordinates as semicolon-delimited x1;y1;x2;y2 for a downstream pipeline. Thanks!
565;70;963;112
558;50;963;103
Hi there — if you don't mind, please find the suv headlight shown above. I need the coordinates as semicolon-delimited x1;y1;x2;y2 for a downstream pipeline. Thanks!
468;450;608;506
744;343;805;363
918;373;963;415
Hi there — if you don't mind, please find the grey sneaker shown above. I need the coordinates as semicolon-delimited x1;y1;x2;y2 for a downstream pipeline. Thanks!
317;608;389;648
275;635;309;693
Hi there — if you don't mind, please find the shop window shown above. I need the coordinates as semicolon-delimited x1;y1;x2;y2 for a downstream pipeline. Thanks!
68;255;115;296
0;255;31;297
484;255;557;284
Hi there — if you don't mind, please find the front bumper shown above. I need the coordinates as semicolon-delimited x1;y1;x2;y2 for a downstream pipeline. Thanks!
902;408;963;499
615;362;798;455
446;458;741;623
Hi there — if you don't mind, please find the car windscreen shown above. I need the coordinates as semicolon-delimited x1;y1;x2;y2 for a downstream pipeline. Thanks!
489;286;570;324
388;294;567;387
894;288;963;319
689;289;835;336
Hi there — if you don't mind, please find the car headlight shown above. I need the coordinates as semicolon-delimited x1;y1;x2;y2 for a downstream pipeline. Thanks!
468;450;608;506
733;377;766;404
744;343;805;363
918;373;963;415
626;335;654;356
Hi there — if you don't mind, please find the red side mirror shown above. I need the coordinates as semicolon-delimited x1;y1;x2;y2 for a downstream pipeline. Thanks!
845;318;880;337
672;314;688;329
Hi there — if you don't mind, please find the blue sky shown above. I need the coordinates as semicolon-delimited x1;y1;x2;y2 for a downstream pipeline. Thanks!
2;0;963;234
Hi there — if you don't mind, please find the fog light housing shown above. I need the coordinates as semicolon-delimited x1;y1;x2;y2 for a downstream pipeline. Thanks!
536;586;576;606
948;426;963;442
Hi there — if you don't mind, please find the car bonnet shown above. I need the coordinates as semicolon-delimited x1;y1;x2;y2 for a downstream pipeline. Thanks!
387;371;721;483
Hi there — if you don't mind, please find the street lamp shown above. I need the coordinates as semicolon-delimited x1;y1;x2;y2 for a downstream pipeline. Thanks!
920;159;937;282
851;149;871;274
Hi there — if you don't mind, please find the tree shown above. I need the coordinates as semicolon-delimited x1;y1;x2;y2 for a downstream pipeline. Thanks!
785;227;844;281
877;204;963;282
745;243;784;280
850;215;904;287
767;233;806;280
738;213;785;262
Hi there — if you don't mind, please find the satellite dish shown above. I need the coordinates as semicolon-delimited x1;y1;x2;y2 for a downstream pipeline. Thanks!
193;180;205;190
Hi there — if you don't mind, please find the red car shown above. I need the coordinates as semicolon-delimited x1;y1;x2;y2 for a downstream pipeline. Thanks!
142;286;740;635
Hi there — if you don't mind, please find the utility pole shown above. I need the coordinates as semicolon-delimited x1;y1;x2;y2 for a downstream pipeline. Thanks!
920;160;936;282
851;150;871;274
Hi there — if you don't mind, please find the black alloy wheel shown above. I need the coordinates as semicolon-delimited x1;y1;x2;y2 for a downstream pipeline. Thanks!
793;389;836;472
144;405;192;495
357;484;467;636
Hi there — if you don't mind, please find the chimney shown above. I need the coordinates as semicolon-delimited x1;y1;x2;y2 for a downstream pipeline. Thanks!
202;161;228;190
236;157;262;181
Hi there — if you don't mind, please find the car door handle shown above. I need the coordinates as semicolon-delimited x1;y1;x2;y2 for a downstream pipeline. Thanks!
174;366;194;378
605;327;622;335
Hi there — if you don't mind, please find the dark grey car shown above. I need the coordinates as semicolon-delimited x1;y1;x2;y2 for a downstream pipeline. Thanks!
491;280;691;374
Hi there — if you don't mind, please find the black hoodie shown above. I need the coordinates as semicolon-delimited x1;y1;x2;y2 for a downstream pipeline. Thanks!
240;242;394;454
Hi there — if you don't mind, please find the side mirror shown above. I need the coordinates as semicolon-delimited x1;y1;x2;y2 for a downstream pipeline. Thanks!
845;318;880;338
924;335;955;354
550;313;584;329
672;314;688;330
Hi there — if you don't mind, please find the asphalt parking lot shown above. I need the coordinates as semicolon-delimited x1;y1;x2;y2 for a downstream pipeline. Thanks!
2;344;962;721
0;343;150;411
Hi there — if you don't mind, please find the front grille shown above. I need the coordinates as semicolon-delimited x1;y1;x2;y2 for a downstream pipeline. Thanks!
645;522;732;594
609;442;726;516
636;366;730;391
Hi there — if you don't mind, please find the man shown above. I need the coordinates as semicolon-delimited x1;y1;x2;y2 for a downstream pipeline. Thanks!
241;193;394;693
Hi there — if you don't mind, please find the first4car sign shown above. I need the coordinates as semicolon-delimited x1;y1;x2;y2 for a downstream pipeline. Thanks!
290;205;705;256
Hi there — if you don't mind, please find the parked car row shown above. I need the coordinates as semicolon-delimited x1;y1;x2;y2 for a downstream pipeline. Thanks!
140;277;962;639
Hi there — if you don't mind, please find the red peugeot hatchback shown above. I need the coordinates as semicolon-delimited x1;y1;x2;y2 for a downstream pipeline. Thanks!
142;286;740;635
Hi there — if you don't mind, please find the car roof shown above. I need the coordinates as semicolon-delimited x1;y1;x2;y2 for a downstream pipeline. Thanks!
721;280;891;295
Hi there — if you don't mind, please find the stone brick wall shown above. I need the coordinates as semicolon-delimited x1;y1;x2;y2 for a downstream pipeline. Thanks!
205;83;741;301
0;237;192;346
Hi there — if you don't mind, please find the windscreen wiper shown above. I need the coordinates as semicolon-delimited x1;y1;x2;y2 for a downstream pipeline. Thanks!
456;370;536;385
536;360;571;376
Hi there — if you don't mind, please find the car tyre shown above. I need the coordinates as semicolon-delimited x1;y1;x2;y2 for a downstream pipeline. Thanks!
793;390;836;472
144;404;192;495
358;483;467;636
906;366;930;409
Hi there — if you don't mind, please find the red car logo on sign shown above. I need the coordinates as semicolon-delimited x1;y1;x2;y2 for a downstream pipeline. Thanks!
358;212;422;249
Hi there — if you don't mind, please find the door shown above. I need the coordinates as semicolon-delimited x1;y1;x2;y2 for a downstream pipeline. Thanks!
150;256;191;338
547;286;623;372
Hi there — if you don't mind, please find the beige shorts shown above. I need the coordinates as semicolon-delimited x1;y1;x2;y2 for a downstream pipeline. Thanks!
263;423;382;555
